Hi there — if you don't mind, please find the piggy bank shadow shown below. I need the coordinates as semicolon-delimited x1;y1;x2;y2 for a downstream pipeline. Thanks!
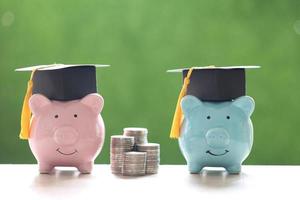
32;167;92;189
188;167;247;189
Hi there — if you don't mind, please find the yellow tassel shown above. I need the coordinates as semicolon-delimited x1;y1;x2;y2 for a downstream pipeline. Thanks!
170;67;194;139
19;70;35;140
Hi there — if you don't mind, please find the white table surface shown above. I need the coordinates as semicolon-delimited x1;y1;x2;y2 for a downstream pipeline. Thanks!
0;164;299;200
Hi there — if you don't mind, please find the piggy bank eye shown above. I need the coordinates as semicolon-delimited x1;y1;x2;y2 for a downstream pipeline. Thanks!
206;116;211;120
74;114;78;118
54;114;59;119
226;115;230;119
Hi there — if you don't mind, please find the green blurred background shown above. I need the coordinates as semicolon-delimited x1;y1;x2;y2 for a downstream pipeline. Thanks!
1;0;300;165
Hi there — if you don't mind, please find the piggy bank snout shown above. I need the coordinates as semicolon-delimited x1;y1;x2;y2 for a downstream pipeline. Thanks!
54;127;79;146
205;128;230;148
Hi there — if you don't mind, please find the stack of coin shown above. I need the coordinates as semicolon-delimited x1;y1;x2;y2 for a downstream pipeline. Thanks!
110;135;134;174
137;143;160;174
122;152;147;176
123;127;148;148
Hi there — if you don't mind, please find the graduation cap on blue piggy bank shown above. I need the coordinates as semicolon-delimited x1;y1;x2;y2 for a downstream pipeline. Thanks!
168;65;260;174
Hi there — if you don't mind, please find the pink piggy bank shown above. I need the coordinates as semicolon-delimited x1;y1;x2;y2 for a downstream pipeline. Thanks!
28;93;105;174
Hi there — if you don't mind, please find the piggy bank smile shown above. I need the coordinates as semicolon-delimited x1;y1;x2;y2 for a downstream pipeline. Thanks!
56;148;78;156
206;149;229;156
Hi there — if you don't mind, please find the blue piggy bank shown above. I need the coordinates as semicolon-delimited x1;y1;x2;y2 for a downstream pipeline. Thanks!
179;95;255;174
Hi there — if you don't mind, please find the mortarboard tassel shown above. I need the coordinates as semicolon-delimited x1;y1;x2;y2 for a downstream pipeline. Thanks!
19;70;35;140
170;67;194;139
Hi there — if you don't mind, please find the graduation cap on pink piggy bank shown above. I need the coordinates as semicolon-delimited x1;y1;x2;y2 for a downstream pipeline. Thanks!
16;64;109;174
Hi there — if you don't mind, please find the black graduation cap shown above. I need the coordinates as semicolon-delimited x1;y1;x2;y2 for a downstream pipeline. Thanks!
16;64;110;101
167;65;260;102
16;64;109;140
168;65;260;139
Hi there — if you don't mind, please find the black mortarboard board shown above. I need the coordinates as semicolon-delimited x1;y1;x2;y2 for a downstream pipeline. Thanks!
16;64;110;101
167;65;260;102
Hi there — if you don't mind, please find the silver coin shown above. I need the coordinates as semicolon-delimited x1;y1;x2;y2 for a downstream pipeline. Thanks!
139;149;160;153
146;156;160;160
122;169;146;173
124;155;147;159
111;135;135;140
146;171;158;174
122;172;145;175
110;144;134;148
110;164;124;168
124;163;145;166
110;144;134;147
110;139;134;143
122;171;145;175
146;170;159;173
145;153;160;156
110;165;124;168
146;158;160;161
110;157;124;161
110;149;132;154
111;166;123;170
124;156;147;160
123;165;146;171
146;166;159;169
110;145;134;149
110;149;132;153
123;127;148;135
146;154;160;158
146;168;159;171
110;154;124;158
110;162;123;165
124;159;145;163
146;167;159;169
124;160;145;163
147;153;159;156
124;151;147;157
110;159;123;162
146;160;159;163
146;157;160;160
110;140;134;144
139;151;160;155
146;165;159;168
111;165;123;169
137;143;160;150
123;164;146;170
111;171;122;174
111;164;123;167
146;163;159;166
110;160;123;163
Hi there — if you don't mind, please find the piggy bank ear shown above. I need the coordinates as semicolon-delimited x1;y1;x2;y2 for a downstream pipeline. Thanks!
233;96;255;117
181;95;202;117
29;94;51;115
80;93;104;114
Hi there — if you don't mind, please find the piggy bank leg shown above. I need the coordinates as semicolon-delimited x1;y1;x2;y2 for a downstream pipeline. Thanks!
226;164;241;174
187;161;203;174
77;162;93;174
38;162;54;174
